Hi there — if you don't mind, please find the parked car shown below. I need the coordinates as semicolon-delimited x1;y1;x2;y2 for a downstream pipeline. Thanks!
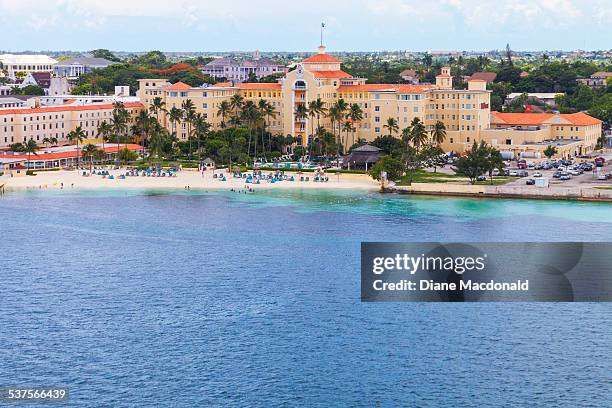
525;179;535;185
560;174;571;181
597;173;609;180
492;169;500;176
568;169;582;176
509;170;519;177
533;171;542;177
476;175;487;182
594;157;605;167
518;170;529;177
553;171;562;179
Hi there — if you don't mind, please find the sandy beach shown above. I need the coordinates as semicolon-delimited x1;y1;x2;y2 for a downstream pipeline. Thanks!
1;168;380;192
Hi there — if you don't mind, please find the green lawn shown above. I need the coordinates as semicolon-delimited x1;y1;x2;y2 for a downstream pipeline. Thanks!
594;186;612;190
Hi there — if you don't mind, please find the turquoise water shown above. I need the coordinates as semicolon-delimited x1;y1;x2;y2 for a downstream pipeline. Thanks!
0;189;610;406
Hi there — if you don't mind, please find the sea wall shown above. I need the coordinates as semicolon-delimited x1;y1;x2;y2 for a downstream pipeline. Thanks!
388;183;612;202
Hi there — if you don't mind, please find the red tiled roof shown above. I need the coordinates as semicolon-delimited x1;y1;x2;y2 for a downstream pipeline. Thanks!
491;112;555;125
1;144;143;161
312;70;351;78
491;112;602;126
469;72;497;83
560;112;602;126
165;82;192;91
0;102;143;116
234;83;282;90
302;53;342;63
337;84;434;93
591;71;612;78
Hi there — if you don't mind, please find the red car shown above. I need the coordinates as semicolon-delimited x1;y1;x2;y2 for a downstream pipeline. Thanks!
594;157;605;167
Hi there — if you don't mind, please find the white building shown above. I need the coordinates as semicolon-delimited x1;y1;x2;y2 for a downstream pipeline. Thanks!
0;54;58;79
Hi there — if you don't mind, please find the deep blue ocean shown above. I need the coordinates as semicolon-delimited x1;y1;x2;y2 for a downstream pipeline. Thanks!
1;188;611;407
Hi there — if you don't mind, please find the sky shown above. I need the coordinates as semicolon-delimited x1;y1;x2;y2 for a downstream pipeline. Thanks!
0;0;611;52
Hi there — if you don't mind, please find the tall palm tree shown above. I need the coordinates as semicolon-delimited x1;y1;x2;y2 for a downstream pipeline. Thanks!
149;97;166;121
217;100;231;129
294;103;308;155
431;120;447;145
168;107;183;137
96;121;112;164
67;125;86;168
240;100;261;161
81;143;99;172
42;137;52;147
308;98;327;156
111;102;129;167
409;117;428;151
342;121;354;153
348;103;363;149
191;113;211;162
261;100;277;156
181;99;196;160
135;110;153;149
229;94;244;127
23;139;38;172
383;117;399;137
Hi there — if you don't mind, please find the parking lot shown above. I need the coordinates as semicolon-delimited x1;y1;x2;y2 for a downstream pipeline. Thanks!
502;155;612;189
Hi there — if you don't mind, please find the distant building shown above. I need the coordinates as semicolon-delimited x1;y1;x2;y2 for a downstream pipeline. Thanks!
201;51;287;82
53;57;115;79
0;96;27;109
0;54;57;79
400;69;418;83
578;71;612;88
468;72;497;84
0;85;11;96
506;93;563;107
20;72;51;89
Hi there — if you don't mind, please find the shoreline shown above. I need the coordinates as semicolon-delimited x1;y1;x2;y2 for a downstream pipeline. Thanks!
0;169;380;193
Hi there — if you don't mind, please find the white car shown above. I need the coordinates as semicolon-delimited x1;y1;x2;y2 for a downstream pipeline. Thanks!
509;170;519;177
597;173;609;180
568;169;581;176
533;171;542;177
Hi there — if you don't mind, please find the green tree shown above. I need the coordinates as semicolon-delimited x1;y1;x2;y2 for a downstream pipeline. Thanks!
453;141;491;184
383;117;399;137
81;143;99;172
67;125;86;168
368;155;405;182
22;139;39;173
90;49;122;62
543;145;558;159
430;121;447;145
217;101;231;129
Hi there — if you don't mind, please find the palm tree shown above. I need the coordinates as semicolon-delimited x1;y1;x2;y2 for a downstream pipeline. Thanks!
240;100;261;161
23;139;38;172
229;94;244;127
42;137;52;147
260;100;277;156
409;117;428;151
96;121;112;164
67;125;86;168
149;96;166;121
135;110;153;149
111;102;129;167
348;103;363;149
342;121;354;153
81;143;99;172
294;103;308;156
168;107;183;136
181;99;196;160
431;120;447;145
327;104;344;155
383;117;399;137
217;101;231;129
191;113;211;162
308;98;327;156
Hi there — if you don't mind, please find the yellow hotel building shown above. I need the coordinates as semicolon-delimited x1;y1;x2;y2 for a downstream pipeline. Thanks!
139;46;602;159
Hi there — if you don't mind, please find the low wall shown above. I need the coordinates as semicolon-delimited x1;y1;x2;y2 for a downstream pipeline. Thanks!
390;183;612;202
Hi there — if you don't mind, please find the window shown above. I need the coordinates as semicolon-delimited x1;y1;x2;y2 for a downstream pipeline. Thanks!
374;116;380;122
375;127;380;133
375;106;380;112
